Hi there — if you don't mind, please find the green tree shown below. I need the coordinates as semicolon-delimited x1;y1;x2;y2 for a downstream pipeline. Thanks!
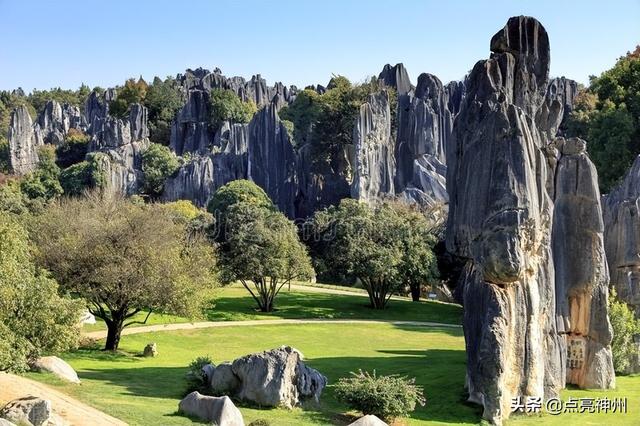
208;89;257;130
220;202;313;312
146;77;184;145
30;192;218;350
58;153;108;196
141;143;180;197
19;146;63;201
609;290;640;374
0;215;82;372
55;128;90;168
567;46;640;192
109;77;149;119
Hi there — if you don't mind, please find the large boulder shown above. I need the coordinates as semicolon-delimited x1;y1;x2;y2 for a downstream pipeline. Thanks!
30;356;80;384
0;396;51;426
348;415;388;426
178;392;244;426
210;346;328;408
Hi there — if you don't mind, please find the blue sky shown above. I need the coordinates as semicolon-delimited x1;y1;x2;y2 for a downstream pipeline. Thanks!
1;0;639;92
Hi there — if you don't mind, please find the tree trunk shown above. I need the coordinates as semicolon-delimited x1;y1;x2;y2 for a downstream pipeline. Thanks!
104;317;124;351
410;283;421;302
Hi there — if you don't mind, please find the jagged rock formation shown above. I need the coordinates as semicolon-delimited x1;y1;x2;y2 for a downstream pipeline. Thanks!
7;106;41;175
351;91;395;202
36;100;85;146
84;90;149;195
603;154;640;317
551;136;615;389
378;63;412;94
170;90;212;156
446;16;614;424
537;77;579;139
178;67;297;107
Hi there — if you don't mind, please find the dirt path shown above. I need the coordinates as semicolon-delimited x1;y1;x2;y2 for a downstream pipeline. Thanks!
0;372;127;426
84;318;461;340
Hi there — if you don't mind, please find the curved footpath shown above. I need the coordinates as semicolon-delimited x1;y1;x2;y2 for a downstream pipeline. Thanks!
84;318;461;340
0;372;127;426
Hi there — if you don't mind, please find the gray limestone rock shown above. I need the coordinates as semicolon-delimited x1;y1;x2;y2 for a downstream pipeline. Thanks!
8;106;41;175
36;100;85;146
230;346;327;408
0;396;51;426
551;137;615;389
348;415;389;426
30;356;80;384
208;362;240;396
351;91;395;203
378;63;412;95
178;392;244;426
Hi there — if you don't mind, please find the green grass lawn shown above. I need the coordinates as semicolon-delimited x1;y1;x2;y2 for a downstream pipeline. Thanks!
83;285;463;332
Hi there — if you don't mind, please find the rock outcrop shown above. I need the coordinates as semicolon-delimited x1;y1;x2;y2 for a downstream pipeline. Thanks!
203;346;327;409
446;16;615;424
537;77;579;139
178;392;244;426
36;100;85;146
7;106;41;175
603;154;640;317
378;63;412;95
551;137;615;389
351;91;395;202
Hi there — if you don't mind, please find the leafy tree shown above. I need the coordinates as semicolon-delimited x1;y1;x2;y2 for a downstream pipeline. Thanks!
208;89;257;130
220;202;313;312
55;128;90;168
58;153;108;196
609;290;640;374
567;46;640;192
30;192;218;350
0;181;29;215
0;139;9;174
0;215;82;372
109;77;149;119
146;77;184;145
141;143;180;197
308;200;433;309
19;146;63;201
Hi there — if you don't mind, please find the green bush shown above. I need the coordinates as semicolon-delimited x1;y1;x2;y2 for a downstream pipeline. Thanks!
609;290;640;373
208;89;257;130
185;356;213;396
334;370;426;421
19;146;63;202
56;128;89;168
141;143;180;197
248;420;271;426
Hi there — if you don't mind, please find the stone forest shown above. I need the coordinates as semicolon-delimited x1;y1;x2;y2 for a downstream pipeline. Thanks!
1;11;639;426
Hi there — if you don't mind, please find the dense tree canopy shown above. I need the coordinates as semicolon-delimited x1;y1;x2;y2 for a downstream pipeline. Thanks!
109;77;149;119
146;77;184;145
568;46;640;192
0;215;82;372
30;192;218;350
208;89;257;130
307;200;439;308
141;143;180;197
19;146;63;202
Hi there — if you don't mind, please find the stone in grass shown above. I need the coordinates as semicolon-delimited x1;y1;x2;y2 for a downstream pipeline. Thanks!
0;396;51;426
348;415;388;426
143;343;158;357
31;356;81;384
178;391;244;426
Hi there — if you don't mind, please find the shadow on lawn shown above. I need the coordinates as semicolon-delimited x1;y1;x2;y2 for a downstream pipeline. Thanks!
206;291;463;325
77;347;479;424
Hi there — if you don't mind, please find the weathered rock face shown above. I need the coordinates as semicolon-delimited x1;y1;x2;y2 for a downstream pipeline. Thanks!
36;100;85;146
447;16;615;424
170;89;212;156
203;346;326;409
84;90;150;195
398;155;448;206
446;16;562;424
537;77;579;139
551;137;615;389
0;396;51;426
351;91;395;202
178;392;244;426
8;106;41;175
603;154;640;318
348;415;389;426
378;63;412;95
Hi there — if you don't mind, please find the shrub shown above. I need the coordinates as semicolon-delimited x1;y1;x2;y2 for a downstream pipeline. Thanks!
248;420;271;426
56;128;89;168
208;89;257;130
141;143;180;197
609;290;640;373
185;356;213;395
334;370;426;421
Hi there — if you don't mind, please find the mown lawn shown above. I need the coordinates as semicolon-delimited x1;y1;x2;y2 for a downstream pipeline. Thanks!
83;284;463;332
